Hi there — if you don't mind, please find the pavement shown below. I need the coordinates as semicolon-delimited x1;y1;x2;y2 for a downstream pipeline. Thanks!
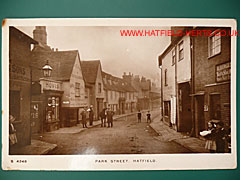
11;110;208;155
10;139;57;155
149;115;208;153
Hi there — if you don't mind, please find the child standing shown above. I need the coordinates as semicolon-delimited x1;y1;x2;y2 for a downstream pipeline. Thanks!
146;111;151;123
203;121;216;153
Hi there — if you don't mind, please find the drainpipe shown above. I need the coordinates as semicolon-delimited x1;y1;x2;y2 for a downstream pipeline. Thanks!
175;46;178;131
190;36;196;137
158;56;163;121
29;67;32;145
160;65;163;121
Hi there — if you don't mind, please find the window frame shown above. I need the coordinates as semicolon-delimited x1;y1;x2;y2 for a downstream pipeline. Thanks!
164;101;170;117
208;30;221;58
172;47;176;65
164;69;168;86
75;82;80;97
178;40;184;61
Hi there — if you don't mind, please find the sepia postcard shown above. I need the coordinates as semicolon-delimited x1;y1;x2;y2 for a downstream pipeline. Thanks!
1;18;237;170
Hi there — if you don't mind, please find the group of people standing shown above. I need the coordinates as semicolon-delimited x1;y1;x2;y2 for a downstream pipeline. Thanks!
80;105;94;128
99;108;114;128
201;121;231;153
80;106;115;128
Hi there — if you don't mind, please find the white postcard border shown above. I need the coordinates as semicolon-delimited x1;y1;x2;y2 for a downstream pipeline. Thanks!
2;18;237;170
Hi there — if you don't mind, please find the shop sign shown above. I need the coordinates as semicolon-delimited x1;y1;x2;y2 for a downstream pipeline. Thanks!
216;62;231;82
9;63;30;82
41;80;61;91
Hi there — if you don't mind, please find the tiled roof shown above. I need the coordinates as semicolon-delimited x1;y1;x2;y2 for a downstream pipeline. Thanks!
31;50;79;81
102;71;137;92
81;60;101;84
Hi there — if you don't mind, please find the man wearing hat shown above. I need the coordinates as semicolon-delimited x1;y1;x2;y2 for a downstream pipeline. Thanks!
106;107;114;128
100;108;107;127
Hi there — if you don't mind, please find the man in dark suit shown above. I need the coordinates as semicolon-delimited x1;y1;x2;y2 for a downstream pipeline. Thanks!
100;108;107;127
106;108;114;128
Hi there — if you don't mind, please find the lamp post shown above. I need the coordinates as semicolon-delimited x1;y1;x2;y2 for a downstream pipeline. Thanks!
30;60;52;142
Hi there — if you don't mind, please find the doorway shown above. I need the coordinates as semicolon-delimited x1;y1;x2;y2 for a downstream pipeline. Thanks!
195;95;205;136
178;82;192;132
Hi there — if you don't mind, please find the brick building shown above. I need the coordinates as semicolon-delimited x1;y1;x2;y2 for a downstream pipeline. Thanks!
192;27;231;137
9;27;37;148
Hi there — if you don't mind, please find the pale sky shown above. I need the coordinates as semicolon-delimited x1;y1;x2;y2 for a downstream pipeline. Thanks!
17;26;170;85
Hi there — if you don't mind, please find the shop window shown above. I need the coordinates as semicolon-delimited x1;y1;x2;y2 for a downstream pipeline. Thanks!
75;82;80;97
9;90;20;122
209;31;221;57
210;94;221;120
46;96;60;122
164;101;170;117
178;41;184;61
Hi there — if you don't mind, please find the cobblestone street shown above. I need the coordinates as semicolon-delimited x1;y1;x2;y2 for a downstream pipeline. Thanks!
33;113;192;155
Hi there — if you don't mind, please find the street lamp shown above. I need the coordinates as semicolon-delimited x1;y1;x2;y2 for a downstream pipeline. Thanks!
30;60;53;137
42;60;52;77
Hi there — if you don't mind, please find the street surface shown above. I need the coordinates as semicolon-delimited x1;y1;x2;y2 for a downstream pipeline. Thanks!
35;114;192;154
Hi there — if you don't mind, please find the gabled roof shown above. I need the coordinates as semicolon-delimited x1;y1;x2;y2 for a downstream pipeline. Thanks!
81;60;101;84
31;50;79;81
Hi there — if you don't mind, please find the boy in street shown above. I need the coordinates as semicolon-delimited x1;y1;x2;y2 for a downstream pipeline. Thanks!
146;111;151;123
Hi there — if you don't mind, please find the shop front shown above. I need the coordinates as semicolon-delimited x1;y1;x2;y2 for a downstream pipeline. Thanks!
39;78;63;132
